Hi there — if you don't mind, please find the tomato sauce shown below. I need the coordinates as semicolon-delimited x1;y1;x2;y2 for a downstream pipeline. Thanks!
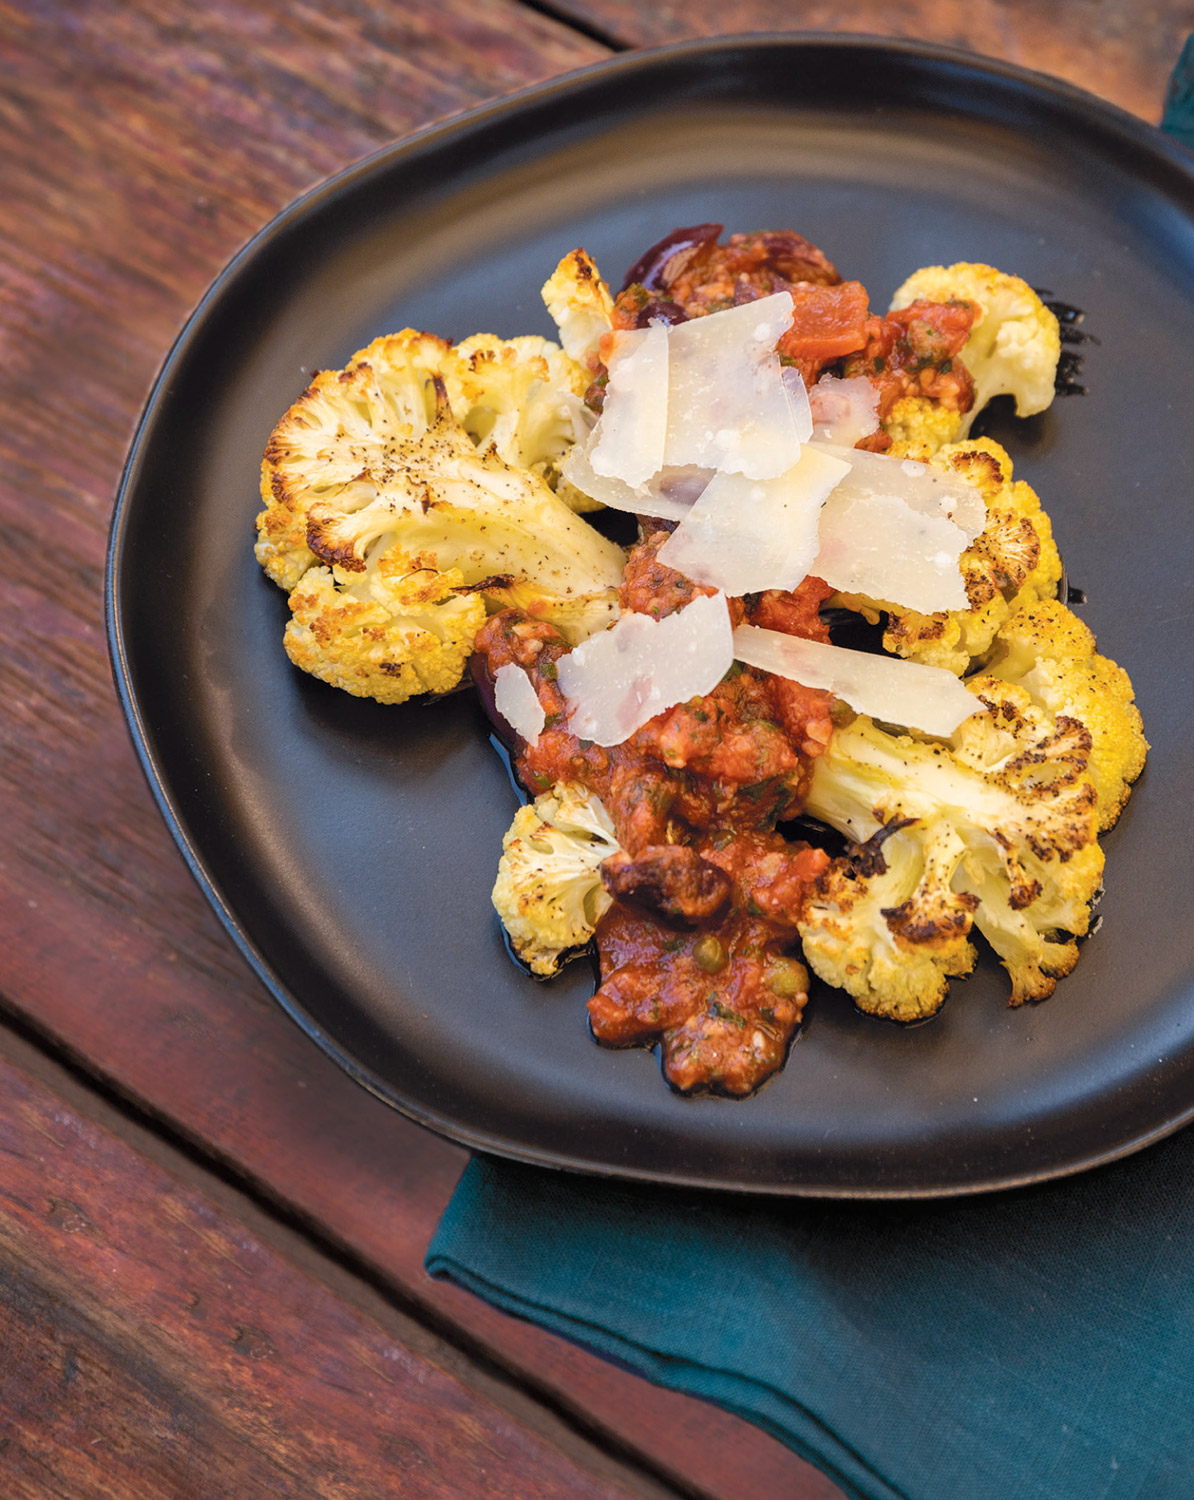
595;228;978;434
475;541;837;1096
840;298;977;417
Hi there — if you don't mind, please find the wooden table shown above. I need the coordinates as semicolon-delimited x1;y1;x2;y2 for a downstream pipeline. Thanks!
1;4;1188;1496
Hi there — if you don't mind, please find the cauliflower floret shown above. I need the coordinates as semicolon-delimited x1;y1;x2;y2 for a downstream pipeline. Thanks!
955;833;1105;1008
469;575;619;644
845;438;1062;677
541;249;614;368
284;561;485;705
883;396;969;457
800;819;979;1022
986;598;1148;830
888;263;1061;447
302;386;624;636
256;330;451;589
259;345;625;703
256;327;598;592
492;782;623;976
446;332;591;484
798;684;1103;1016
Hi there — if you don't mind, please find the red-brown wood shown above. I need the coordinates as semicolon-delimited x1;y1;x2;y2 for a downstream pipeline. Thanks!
4;2;1180;1494
9;4;1173;1494
549;0;1194;123
0;3;841;1498
0;1047;666;1500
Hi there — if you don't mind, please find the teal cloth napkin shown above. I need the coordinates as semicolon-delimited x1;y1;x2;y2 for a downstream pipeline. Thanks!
428;52;1194;1500
1163;33;1194;147
429;1146;1194;1500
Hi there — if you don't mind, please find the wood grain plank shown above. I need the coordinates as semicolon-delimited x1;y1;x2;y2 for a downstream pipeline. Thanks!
0;629;845;1500
540;0;1194;122
0;4;839;1498
0;1047;675;1500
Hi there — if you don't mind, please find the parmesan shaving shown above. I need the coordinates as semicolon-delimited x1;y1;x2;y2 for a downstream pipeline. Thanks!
664;294;802;478
780;367;815;443
589;325;669;486
810;443;984;612
494;663;546;743
814;493;971;613
656;446;852;596
567;293;807;515
561;434;706;521
809;375;880;446
558;593;734;746
732;624;978;736
813;443;986;538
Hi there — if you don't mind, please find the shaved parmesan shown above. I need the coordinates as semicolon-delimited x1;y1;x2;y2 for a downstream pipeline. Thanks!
567;293;808;514
664;294;802;478
815;494;971;612
494;663;546;743
657;445;852;596
780;367;815;443
589;325;669;486
809;375;880;446
649;466;713;508
558;592;734;746
810;443;984;613
732;625;978;736
561;434;707;521
814;443;986;538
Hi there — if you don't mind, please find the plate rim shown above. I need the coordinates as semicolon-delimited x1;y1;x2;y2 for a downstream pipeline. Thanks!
106;32;1194;1199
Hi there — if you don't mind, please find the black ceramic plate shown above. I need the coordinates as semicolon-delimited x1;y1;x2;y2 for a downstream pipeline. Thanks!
108;36;1194;1196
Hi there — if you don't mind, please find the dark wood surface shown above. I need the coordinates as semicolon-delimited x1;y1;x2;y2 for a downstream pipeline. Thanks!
0;2;1184;1496
0;1037;673;1500
555;0;1194;123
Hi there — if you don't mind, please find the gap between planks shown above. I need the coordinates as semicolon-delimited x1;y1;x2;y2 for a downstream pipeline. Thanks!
512;0;629;52
0;1008;712;1500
